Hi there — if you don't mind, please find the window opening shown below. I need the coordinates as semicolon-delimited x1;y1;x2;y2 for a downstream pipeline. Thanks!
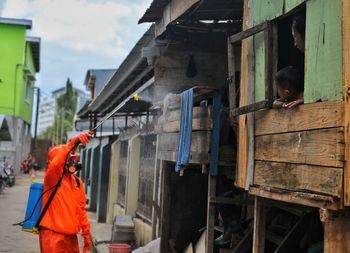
229;21;275;117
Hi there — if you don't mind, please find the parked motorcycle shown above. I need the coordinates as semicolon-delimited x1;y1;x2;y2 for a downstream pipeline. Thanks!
0;174;5;193
3;166;15;187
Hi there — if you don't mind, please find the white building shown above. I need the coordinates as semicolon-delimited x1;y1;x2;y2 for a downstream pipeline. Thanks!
37;87;89;134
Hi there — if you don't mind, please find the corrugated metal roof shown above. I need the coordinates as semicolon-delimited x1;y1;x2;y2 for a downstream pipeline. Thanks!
139;0;243;24
138;0;170;23
84;69;116;96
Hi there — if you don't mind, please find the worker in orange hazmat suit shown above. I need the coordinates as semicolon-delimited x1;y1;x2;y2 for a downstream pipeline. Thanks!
38;133;91;253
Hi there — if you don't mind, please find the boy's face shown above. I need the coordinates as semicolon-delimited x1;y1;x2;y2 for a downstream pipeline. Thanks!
277;82;294;99
292;29;305;52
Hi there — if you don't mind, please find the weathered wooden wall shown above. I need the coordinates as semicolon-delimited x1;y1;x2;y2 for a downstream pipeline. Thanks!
253;101;344;206
154;40;227;103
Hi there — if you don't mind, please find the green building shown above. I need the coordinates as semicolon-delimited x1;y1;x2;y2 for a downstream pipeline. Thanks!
0;17;40;172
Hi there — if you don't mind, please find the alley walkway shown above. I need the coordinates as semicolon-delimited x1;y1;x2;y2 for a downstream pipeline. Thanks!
0;171;43;253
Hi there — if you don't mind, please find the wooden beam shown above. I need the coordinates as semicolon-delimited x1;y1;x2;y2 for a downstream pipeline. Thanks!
254;160;343;197
255;128;345;168
227;38;237;113
249;186;341;210
252;197;266;253
158;151;210;164
160;161;171;252
255;101;344;136
342;0;350;205
236;0;255;189
158;131;211;153
229;22;268;43
231;100;270;117
155;117;213;133
155;0;200;36
323;209;350;253
206;175;216;253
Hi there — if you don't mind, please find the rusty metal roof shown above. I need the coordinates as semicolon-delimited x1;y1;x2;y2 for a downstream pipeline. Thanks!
139;0;243;24
138;0;170;23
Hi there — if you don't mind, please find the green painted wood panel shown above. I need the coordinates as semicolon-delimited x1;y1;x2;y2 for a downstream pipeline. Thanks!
304;0;342;103
253;0;284;25
285;0;306;13
255;33;266;101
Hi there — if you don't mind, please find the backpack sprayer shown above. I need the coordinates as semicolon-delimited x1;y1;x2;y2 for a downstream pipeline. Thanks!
14;105;120;234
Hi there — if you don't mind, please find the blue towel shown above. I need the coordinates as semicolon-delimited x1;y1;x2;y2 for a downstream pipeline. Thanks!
175;88;193;172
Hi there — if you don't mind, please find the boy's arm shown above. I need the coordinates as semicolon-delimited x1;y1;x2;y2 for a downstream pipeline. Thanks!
272;98;285;108
283;98;304;108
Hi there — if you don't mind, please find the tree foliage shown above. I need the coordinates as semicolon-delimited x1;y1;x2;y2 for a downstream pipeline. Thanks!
38;78;77;144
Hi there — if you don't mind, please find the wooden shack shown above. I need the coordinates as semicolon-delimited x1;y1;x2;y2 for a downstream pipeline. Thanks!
229;0;350;252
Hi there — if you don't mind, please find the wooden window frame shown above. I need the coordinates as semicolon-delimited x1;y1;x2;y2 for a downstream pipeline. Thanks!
229;21;277;117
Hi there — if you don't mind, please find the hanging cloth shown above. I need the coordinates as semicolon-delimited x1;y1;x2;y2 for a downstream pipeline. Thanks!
175;88;194;172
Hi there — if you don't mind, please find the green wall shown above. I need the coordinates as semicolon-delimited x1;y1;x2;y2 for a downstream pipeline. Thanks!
0;23;36;123
253;0;342;103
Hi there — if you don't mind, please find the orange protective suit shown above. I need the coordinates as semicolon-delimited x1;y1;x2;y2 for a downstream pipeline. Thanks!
39;133;91;253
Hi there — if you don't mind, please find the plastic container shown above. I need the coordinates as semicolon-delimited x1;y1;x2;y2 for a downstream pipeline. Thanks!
108;243;131;253
22;183;43;231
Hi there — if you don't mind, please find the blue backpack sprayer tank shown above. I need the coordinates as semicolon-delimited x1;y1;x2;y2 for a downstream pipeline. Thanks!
22;182;43;233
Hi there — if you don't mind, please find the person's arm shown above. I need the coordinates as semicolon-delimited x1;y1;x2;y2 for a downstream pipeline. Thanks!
272;98;285;108
44;145;70;186
45;133;91;186
283;98;304;108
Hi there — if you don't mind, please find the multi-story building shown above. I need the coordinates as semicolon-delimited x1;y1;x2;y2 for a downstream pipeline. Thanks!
0;17;40;172
37;87;89;134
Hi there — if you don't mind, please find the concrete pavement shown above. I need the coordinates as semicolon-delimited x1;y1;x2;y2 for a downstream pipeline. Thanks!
0;171;42;253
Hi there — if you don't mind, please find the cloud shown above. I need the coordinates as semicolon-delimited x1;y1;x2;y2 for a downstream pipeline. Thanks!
2;0;152;58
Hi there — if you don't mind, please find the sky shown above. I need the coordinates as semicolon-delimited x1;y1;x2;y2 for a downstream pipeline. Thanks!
0;0;153;97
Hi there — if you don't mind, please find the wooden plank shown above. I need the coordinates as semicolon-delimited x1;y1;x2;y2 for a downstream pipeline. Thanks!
255;128;345;168
156;117;212;133
343;0;350;205
231;100;269;117
254;161;343;197
324;210;350;253
158;131;211;153
160;161;171;252
252;197;266;253
236;0;255;189
255;101;343;136
158;151;210;164
155;0;200;36
285;0;306;13
206;176;216;253
227;39;236;113
304;0;343;103
249;186;341;210
165;106;212;123
229;22;268;43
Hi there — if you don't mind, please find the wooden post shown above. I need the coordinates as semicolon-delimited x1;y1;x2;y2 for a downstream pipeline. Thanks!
321;209;350;252
160;161;171;252
342;0;350;205
206;175;216;253
227;38;236;113
236;0;255;190
252;196;266;253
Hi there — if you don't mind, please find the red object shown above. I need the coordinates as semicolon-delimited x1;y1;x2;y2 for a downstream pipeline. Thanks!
108;243;131;253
